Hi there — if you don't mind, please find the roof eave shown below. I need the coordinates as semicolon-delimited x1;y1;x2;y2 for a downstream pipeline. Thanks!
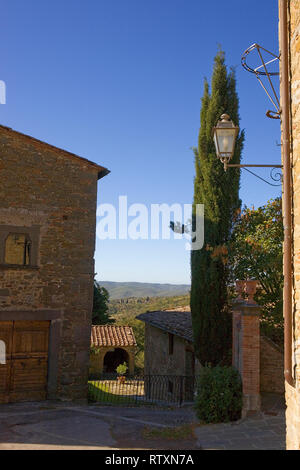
98;167;111;180
0;125;110;179
136;315;193;343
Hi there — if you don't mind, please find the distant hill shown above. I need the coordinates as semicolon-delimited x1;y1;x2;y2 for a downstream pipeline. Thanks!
109;293;190;371
99;281;190;300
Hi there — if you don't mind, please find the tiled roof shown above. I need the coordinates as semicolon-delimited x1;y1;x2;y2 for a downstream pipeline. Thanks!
91;325;137;348
136;309;193;343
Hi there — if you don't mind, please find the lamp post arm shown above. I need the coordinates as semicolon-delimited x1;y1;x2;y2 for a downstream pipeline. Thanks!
223;163;283;187
227;164;282;168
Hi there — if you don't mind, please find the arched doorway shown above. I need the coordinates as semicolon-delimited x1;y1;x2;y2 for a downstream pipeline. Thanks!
103;348;129;373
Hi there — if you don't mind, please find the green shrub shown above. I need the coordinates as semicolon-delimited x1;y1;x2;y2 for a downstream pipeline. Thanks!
195;366;242;423
90;345;101;355
116;362;128;375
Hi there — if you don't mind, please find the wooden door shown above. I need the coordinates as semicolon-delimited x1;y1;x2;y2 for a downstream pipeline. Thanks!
0;321;50;403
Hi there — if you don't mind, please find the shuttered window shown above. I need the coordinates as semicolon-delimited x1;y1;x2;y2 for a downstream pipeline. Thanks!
5;233;31;265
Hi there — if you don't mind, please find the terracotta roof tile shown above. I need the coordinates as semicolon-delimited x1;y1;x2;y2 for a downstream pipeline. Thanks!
91;325;137;347
136;309;193;343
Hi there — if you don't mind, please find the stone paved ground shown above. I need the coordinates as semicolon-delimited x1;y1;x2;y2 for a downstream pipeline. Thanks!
194;412;285;450
195;393;286;450
0;394;286;450
0;402;198;450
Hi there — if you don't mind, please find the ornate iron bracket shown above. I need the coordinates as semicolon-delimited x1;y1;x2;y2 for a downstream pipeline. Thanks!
226;164;282;187
241;43;280;119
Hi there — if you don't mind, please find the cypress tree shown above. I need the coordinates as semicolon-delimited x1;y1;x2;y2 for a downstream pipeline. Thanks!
191;50;244;366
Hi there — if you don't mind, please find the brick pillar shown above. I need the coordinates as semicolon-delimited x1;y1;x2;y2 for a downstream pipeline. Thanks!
232;280;261;417
232;310;242;372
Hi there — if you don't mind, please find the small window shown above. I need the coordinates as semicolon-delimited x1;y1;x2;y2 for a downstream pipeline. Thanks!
0;225;39;268
5;233;31;266
168;333;174;355
168;380;173;394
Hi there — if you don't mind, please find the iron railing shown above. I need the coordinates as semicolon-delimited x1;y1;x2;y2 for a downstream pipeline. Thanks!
88;374;200;407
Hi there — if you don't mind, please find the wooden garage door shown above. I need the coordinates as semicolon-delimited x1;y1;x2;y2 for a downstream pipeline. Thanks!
0;321;50;403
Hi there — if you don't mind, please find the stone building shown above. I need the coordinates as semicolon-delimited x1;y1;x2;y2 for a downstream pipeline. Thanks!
90;325;136;376
278;0;300;450
0;125;109;403
137;309;201;403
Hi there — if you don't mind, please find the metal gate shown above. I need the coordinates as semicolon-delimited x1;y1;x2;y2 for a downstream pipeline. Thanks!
88;374;199;407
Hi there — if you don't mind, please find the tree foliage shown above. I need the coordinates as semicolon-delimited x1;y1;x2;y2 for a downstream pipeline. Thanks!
92;280;115;325
191;49;244;366
230;198;283;344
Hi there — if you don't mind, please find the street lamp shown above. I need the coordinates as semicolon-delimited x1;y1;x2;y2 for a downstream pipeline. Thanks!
213;114;239;170
213;113;282;185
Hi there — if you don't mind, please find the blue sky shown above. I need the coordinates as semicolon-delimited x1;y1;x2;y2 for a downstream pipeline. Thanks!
1;0;281;284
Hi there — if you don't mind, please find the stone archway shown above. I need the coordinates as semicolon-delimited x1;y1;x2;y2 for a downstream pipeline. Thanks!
103;348;129;373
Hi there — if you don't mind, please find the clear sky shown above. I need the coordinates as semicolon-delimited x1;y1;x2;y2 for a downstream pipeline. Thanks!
1;0;281;285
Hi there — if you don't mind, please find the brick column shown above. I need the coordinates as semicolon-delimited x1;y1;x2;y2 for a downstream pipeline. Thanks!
232;310;242;372
232;281;261;417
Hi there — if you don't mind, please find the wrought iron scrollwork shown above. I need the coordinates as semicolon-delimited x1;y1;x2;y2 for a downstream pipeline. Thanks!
242;166;282;187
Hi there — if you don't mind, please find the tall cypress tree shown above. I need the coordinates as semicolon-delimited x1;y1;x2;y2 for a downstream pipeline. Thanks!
191;50;244;366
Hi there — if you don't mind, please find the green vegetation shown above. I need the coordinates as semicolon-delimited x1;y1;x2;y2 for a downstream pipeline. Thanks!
195;366;242;423
92;280;115;325
88;381;136;404
116;362;128;375
90;344;101;355
191;49;244;366
109;294;190;371
142;424;195;440
230;198;283;345
99;281;190;300
88;379;151;406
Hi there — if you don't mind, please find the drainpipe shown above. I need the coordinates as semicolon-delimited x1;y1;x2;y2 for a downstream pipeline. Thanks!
279;0;294;387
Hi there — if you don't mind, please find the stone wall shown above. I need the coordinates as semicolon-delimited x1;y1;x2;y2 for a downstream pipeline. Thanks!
0;126;101;401
260;336;284;395
143;323;201;402
279;0;300;450
144;323;191;376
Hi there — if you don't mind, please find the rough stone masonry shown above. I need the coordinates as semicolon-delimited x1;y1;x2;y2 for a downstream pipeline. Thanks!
279;0;300;450
0;124;108;401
